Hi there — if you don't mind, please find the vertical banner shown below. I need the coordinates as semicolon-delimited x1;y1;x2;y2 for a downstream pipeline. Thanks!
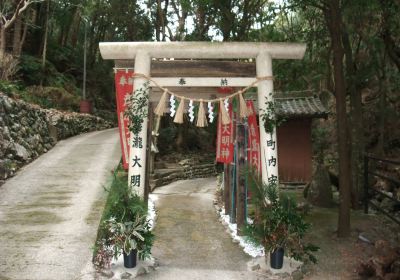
216;104;234;163
114;69;134;170
247;101;261;174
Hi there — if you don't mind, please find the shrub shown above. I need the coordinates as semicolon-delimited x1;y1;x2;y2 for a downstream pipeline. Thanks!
93;171;154;268
244;167;319;263
23;86;80;111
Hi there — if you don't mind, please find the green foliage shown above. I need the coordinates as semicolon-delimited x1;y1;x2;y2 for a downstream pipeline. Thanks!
124;83;149;136
158;125;178;154
18;55;45;86
21;86;80;111
93;168;154;268
21;54;78;90
16;55;82;111
0;80;23;96
260;94;285;134
105;214;154;260
102;174;147;223
244;167;319;263
312;125;330;163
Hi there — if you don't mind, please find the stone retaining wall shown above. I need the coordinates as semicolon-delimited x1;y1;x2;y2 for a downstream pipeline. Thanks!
151;163;217;190
0;93;113;184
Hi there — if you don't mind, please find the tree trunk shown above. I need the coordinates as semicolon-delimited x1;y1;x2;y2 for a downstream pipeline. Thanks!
324;0;352;237
342;29;364;207
224;164;231;215
41;0;50;84
349;88;363;206
12;18;22;55
0;27;5;61
155;0;162;41
236;120;246;235
162;0;169;41
377;77;387;156
69;8;81;47
306;163;333;208
18;9;34;56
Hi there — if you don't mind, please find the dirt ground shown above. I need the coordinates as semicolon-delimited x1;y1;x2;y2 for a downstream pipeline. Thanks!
285;189;400;280
215;185;399;279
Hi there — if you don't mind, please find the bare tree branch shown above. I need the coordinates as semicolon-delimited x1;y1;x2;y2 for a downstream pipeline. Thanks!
3;0;43;30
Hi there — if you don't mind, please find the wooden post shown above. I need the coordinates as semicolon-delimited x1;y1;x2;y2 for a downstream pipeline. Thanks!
224;164;231;215
230;161;237;224
236;120;246;235
230;111;237;224
150;115;161;174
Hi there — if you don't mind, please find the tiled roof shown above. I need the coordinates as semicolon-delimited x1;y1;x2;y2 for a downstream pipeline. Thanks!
274;93;328;118
245;91;328;118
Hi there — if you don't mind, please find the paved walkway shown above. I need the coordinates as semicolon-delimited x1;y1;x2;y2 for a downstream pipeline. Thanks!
0;128;121;280
138;178;267;280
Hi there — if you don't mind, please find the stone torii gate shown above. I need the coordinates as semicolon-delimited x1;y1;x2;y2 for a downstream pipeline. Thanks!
99;42;306;198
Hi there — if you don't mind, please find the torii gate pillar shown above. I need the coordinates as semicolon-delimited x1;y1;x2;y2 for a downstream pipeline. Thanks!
99;42;306;197
256;52;276;184
129;52;150;197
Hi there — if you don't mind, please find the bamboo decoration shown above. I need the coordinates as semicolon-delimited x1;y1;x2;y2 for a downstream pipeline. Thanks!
174;97;185;124
219;99;231;125
154;90;168;116
196;100;208;127
238;92;251;118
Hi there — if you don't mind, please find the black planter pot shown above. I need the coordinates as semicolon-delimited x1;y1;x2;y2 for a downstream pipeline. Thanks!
123;249;137;268
270;247;284;269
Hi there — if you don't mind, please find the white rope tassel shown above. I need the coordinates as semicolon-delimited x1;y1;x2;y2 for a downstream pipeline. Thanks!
188;100;195;123
154;90;168;116
219;99;231;125
174;97;185;124
170;95;176;117
208;101;214;123
196;100;208;127
224;98;229;113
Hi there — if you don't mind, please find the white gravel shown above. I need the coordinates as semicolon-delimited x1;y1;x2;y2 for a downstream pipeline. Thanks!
217;207;265;258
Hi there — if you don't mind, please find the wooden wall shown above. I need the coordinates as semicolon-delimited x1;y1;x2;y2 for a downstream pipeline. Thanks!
277;119;313;183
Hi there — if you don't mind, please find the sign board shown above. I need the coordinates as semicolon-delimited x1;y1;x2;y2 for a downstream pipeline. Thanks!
114;69;134;170
247;101;261;174
216;104;234;163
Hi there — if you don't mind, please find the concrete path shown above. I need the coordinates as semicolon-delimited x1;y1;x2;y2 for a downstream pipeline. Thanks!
0;128;121;280
138;178;267;280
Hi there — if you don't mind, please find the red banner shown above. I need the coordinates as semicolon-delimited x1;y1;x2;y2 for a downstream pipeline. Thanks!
115;70;134;170
216;104;234;163
247;101;261;174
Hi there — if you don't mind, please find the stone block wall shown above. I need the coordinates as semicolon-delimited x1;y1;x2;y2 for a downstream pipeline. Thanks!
0;93;113;184
150;163;218;190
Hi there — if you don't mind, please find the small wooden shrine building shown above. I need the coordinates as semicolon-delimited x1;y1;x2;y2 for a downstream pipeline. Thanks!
273;93;328;183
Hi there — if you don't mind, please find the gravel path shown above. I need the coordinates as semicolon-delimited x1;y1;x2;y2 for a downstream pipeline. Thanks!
0;128;121;280
137;178;267;280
